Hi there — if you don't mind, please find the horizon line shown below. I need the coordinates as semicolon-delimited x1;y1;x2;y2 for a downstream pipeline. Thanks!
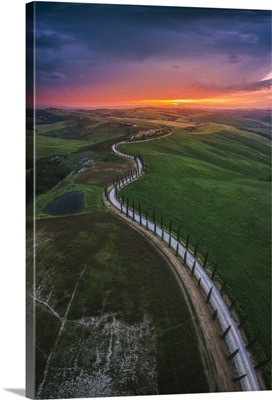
32;104;271;111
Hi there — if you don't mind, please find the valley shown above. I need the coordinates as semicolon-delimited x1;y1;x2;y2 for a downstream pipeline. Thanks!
26;106;271;396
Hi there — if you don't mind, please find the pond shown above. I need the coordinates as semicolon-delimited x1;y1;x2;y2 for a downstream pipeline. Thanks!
43;191;84;216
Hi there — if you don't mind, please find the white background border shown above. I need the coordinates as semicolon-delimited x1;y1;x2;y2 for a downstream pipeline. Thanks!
0;0;271;399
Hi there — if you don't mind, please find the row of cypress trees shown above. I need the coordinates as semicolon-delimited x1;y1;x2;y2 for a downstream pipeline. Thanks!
105;148;269;380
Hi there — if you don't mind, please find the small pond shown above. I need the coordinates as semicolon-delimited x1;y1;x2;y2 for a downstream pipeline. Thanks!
43;191;84;216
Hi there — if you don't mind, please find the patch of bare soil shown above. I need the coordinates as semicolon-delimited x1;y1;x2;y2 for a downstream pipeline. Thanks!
74;161;130;186
103;193;240;393
37;313;158;399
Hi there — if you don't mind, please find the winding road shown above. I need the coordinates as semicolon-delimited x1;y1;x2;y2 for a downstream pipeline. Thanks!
107;139;260;392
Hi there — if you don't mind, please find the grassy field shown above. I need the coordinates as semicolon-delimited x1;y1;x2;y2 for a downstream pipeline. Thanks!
28;154;131;220
26;109;134;204
28;107;271;391
28;112;211;396
119;127;271;385
34;135;88;158
27;212;209;397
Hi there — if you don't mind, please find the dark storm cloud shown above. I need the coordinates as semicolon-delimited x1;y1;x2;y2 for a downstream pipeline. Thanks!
35;32;73;50
35;4;271;55
34;3;271;89
240;78;272;91
224;54;242;64
191;77;272;93
213;21;271;61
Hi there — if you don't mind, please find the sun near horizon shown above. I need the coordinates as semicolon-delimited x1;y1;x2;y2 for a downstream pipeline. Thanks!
35;74;271;110
29;4;271;111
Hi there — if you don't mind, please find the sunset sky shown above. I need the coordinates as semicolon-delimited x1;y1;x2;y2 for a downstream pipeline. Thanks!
30;2;271;109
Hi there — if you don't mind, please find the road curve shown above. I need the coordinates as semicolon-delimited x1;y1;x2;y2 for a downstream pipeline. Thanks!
107;139;260;392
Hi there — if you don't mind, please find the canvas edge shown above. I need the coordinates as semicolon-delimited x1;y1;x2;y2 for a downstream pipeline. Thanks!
26;2;36;399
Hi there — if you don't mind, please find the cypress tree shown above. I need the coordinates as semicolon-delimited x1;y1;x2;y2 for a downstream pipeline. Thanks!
238;316;248;329
120;203;123;214
246;335;259;350
184;249;187;265
233;374;247;383
206;287;213;304
211;261;218;280
185;235;190;249
146;210;148;230
221;325;232;340
132;200;135;221
176;241;179;256
168;219;172;247
228;349;240;360
254;359;270;370
153;209;156;224
229;298;236;311
203;249;209;268
177;225;181;242
139;202;142;226
126;198;129;217
212;309;218;320
154;221;156;234
221;279;228;294
161;215;163;229
194;240;199;258
191;260;196;276
198;277;201;288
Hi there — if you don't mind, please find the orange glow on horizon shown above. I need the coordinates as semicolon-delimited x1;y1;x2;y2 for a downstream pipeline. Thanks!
36;87;271;109
136;90;271;109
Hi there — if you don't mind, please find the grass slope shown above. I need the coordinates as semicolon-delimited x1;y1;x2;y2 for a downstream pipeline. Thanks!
29;153;131;219
27;107;271;390
119;128;271;386
35;135;88;158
